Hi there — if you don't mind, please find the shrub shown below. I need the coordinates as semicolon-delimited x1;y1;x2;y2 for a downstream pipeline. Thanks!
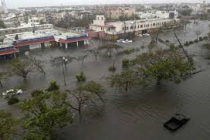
122;58;130;68
75;72;86;82
8;97;19;105
165;40;169;43
170;44;175;49
158;38;164;43
108;66;116;72
189;41;194;44
47;80;59;92
199;37;203;41
184;41;189;46
194;39;199;43
203;36;208;40
31;90;44;97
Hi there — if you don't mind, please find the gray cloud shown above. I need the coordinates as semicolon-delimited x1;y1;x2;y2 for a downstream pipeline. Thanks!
5;0;208;8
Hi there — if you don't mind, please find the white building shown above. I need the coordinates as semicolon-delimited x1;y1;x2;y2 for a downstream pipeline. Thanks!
137;10;178;19
90;15;177;36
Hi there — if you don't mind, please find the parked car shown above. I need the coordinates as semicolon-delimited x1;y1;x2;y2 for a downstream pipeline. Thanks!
117;39;124;43
122;39;133;43
143;33;150;36
2;89;23;96
137;34;143;37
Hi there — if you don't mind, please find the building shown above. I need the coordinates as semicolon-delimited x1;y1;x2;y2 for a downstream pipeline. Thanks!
0;24;53;36
105;7;135;19
0;45;18;60
89;15;177;39
137;10;178;19
55;33;90;49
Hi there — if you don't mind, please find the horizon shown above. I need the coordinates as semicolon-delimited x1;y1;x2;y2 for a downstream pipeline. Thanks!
4;0;210;8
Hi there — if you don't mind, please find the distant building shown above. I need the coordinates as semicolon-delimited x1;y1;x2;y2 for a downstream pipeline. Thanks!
89;15;178;39
105;7;135;19
0;24;53;36
137;10;178;19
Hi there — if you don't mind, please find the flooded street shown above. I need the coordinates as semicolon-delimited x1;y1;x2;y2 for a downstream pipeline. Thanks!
1;21;210;140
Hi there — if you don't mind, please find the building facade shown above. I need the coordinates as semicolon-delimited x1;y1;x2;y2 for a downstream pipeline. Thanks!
105;7;135;19
90;15;177;38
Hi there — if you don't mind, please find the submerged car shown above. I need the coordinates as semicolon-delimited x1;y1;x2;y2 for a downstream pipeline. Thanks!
163;114;190;132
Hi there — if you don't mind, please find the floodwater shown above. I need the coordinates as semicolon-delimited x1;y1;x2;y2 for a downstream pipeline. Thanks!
1;20;210;140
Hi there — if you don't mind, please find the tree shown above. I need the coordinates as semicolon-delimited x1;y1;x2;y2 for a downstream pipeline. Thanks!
0;20;6;28
9;58;45;80
107;70;139;92
195;30;201;40
51;56;76;85
77;54;88;66
0;110;16;139
67;81;105;120
132;49;194;84
85;48;99;61
78;81;106;103
99;44;123;57
0;71;10;87
19;84;73;139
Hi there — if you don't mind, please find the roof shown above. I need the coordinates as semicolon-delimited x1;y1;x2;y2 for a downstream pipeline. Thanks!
0;47;18;56
13;36;55;47
58;36;90;43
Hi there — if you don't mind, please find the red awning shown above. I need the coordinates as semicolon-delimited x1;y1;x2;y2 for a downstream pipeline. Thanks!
14;37;55;47
0;48;18;56
58;36;90;43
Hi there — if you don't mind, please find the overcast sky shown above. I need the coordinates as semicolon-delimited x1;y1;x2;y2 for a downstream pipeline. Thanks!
5;0;209;8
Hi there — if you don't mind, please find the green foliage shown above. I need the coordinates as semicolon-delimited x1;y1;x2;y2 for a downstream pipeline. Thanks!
122;58;130;68
8;97;19;105
0;110;15;139
132;49;194;84
189;41;194;45
75;72;86;82
199;37;203;41
9;58;44;80
158;38;164;43
194;39;199;43
46;80;60;92
121;48;140;55
0;20;6;28
108;66;116;72
19;85;73;139
184;41;189;46
31;90;44;97
107;70;138;92
78;81;106;103
203;36;208;40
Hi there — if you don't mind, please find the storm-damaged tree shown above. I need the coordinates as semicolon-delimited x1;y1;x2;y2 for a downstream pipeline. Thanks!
51;56;76;85
19;83;73;139
195;30;202;40
107;70;139;92
67;81;106;120
27;56;46;74
99;44;123;57
9;58;45;80
132;48;194;85
85;48;99;61
77;54;89;67
0;110;16;139
0;71;10;87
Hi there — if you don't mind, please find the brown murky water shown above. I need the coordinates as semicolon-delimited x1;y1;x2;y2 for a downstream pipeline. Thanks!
0;20;210;140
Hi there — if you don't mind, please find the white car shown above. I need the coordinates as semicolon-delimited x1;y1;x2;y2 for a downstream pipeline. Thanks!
122;39;133;43
2;89;23;96
143;33;150;36
137;34;143;37
117;39;124;43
